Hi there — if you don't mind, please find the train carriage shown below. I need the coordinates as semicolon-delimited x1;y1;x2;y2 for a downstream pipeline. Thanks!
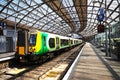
16;30;83;62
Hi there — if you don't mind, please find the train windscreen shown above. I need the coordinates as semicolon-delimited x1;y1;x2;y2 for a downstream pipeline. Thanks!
29;34;37;46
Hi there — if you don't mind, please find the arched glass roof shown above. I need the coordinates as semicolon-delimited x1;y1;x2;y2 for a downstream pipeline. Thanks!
82;0;120;37
0;0;120;38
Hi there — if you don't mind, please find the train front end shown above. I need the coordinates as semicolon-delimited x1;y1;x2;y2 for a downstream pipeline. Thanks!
16;30;45;62
29;31;41;55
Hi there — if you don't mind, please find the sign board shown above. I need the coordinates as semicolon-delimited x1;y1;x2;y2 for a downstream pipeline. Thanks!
97;8;105;21
97;14;104;21
0;22;7;29
3;30;15;37
99;8;104;14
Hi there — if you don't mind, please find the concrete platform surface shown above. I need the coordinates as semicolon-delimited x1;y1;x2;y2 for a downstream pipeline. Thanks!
70;43;115;80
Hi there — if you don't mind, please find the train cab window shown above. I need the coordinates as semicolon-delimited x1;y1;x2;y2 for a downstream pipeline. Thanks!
29;34;37;46
49;38;55;48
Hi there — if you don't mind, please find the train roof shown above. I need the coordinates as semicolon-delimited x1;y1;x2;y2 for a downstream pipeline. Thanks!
29;30;80;40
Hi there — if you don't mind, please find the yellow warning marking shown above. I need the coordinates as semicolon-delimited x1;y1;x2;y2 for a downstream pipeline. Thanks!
19;47;25;55
6;68;26;75
40;63;68;80
46;71;60;77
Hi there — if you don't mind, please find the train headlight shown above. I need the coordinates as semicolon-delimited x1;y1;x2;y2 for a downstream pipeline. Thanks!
29;47;33;52
30;48;32;51
30;48;32;50
20;57;22;59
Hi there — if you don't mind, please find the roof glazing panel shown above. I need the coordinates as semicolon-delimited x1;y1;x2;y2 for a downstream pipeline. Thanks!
0;0;119;38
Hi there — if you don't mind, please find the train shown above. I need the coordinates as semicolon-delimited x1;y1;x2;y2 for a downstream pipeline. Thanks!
16;30;83;63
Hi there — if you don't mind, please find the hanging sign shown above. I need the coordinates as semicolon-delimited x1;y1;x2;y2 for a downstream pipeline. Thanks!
0;22;7;29
99;8;104;14
97;14;104;21
97;8;105;21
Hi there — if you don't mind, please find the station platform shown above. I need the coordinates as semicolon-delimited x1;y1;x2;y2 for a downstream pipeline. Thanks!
63;42;120;80
0;52;15;62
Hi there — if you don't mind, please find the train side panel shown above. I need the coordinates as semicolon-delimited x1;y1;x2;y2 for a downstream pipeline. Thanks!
69;38;74;47
56;36;60;50
41;32;49;54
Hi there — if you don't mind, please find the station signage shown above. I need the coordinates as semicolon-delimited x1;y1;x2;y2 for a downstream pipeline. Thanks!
97;14;104;21
97;8;105;22
3;30;15;37
0;22;7;29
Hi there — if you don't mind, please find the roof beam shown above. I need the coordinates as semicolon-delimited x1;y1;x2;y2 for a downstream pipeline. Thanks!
73;0;87;32
42;0;76;32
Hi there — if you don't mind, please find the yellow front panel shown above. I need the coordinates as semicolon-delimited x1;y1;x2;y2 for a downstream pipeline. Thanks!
35;31;42;52
19;47;25;55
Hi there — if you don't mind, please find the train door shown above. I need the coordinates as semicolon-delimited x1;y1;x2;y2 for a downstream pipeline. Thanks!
56;37;59;49
17;30;29;55
42;33;48;54
69;39;71;46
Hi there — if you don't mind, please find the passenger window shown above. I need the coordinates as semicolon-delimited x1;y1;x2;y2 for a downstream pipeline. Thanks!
61;39;69;46
49;38;55;48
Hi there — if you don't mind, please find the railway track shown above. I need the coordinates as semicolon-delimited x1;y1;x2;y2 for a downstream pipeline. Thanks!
0;52;15;74
0;56;15;62
0;56;15;76
0;44;84;80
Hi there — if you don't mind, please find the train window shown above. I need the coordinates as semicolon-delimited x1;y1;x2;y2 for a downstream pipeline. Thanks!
61;39;69;46
49;38;55;48
65;40;68;45
29;34;37;46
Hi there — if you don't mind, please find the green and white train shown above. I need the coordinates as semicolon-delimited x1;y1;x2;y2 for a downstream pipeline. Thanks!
16;30;83;62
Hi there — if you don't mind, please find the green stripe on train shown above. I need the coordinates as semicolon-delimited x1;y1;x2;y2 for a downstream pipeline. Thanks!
35;32;49;55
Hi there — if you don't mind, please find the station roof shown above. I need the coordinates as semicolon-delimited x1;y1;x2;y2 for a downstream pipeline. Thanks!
0;0;120;38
